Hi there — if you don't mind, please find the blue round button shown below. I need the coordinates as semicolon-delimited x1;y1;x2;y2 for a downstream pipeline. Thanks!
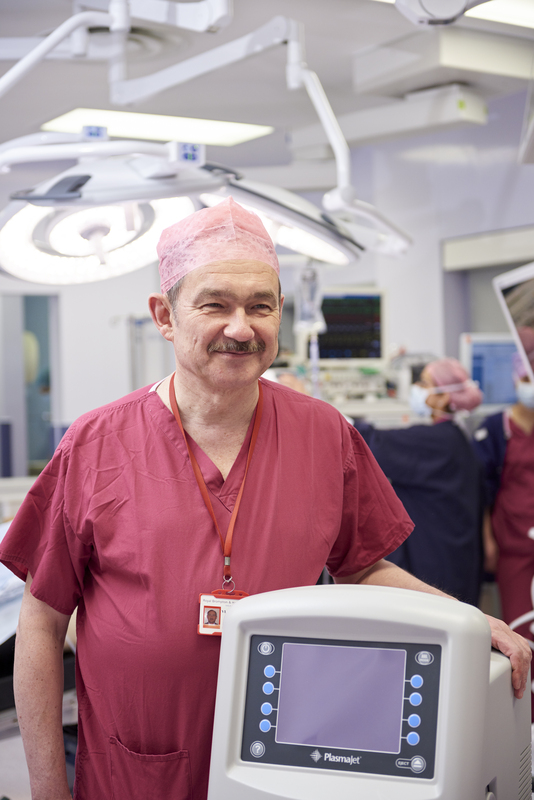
408;714;421;728
407;732;420;746
262;682;275;695
409;692;422;707
259;719;271;733
410;675;423;689
261;702;273;715
264;665;276;679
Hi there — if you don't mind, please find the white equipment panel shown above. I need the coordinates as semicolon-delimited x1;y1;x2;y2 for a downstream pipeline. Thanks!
208;585;531;800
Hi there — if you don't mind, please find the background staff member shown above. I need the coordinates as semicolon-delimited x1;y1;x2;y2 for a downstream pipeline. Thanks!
0;200;529;800
355;358;484;606
474;353;534;678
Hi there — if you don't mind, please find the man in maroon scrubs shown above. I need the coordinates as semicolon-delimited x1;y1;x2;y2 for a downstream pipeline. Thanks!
0;198;530;800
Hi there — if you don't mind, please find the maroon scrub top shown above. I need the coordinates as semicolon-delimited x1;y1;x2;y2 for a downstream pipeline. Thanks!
492;417;534;636
492;417;534;557
0;378;412;800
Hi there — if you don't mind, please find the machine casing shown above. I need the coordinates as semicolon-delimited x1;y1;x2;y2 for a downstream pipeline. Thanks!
207;585;531;800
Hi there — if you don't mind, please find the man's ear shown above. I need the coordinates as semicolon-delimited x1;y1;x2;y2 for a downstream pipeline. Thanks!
148;294;174;342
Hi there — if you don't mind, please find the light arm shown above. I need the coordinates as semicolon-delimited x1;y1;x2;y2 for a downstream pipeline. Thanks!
285;24;411;253
0;11;113;102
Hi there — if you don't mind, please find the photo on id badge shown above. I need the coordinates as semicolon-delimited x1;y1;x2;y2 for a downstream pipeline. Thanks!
204;607;220;628
198;594;224;635
198;592;245;635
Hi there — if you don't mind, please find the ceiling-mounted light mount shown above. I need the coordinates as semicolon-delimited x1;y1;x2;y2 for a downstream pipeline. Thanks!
394;0;493;26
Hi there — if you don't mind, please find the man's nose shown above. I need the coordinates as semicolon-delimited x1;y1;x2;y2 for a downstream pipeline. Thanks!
223;309;255;341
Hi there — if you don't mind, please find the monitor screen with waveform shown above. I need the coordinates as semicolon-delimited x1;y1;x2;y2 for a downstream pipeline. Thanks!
316;293;382;360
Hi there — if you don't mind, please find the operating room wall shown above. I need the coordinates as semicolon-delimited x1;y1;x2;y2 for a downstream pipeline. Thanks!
369;91;534;359
0;294;26;475
54;263;161;426
0;263;162;472
294;92;534;361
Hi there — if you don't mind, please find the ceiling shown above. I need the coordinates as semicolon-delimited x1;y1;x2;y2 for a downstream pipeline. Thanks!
0;0;533;186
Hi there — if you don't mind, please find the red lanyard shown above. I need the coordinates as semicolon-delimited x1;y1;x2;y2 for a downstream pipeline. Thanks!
169;373;263;588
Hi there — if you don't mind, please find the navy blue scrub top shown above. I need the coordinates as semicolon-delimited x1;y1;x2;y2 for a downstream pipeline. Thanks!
354;419;484;606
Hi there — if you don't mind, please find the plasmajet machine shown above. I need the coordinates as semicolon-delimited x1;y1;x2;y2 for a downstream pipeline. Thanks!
207;585;531;800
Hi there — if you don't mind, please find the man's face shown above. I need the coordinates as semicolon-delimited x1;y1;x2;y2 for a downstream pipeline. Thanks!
207;610;217;624
169;259;283;392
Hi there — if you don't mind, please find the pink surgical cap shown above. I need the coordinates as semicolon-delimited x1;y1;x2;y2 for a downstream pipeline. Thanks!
425;357;483;411
157;197;280;293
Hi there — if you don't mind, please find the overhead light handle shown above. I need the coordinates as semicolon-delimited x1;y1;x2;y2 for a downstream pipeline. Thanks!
11;175;92;204
0;140;169;173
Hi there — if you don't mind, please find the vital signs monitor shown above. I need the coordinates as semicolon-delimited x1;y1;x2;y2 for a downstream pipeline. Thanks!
207;585;531;800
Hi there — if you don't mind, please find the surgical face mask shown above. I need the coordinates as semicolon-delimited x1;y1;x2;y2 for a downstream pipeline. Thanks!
409;384;432;417
516;380;534;409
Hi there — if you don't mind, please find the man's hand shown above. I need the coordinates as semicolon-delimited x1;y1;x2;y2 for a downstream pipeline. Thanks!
486;614;532;699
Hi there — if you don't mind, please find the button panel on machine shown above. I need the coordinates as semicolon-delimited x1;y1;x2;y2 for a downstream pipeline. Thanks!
241;635;441;780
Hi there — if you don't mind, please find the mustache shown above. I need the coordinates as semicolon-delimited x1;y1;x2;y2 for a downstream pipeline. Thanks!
207;339;266;354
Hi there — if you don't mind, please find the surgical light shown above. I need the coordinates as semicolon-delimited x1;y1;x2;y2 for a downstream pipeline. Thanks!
42;108;274;146
199;192;353;266
0;197;195;285
275;226;348;266
0;149;363;284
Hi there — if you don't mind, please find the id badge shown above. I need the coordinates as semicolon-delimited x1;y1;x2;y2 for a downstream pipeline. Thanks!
198;589;249;636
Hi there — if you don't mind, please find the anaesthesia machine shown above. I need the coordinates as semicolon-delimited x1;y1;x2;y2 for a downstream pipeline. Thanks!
207;585;531;800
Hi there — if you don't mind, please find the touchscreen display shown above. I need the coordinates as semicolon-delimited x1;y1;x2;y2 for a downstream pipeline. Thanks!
275;643;406;754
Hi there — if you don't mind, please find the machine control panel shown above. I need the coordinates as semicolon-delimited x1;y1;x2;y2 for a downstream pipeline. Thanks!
241;635;441;780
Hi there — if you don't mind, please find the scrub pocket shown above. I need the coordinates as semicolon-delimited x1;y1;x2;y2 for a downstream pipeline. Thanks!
110;736;192;800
